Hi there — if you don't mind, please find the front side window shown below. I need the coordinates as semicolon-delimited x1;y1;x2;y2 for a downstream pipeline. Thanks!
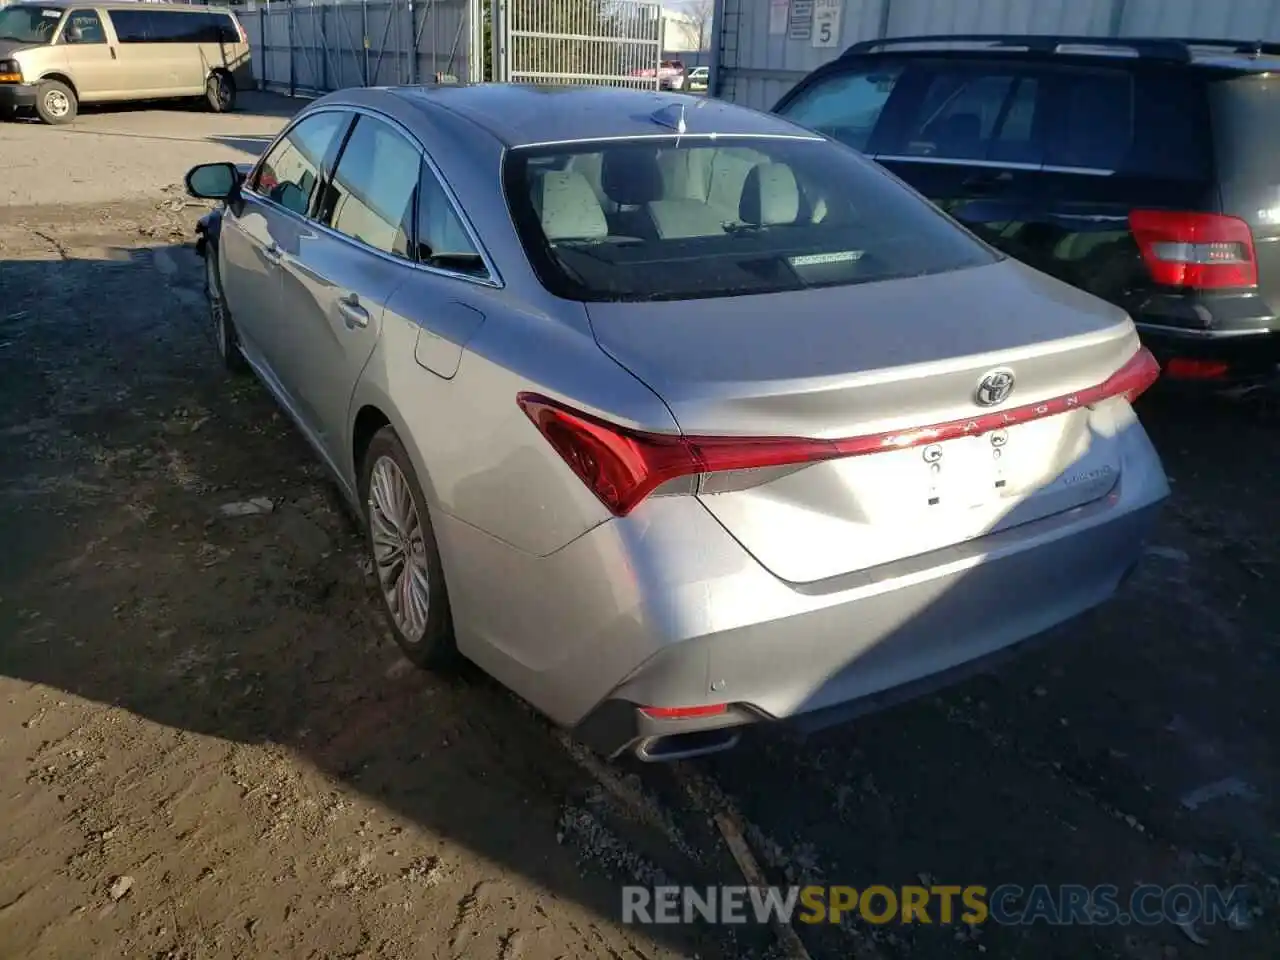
505;135;997;302
61;9;106;44
780;66;902;151
0;5;66;45
252;111;349;216
323;115;420;257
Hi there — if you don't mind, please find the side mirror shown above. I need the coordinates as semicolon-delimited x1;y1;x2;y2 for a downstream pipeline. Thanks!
185;161;241;200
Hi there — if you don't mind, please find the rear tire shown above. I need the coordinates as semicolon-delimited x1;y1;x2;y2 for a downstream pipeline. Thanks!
206;249;248;374
205;72;235;113
360;427;457;669
35;80;76;125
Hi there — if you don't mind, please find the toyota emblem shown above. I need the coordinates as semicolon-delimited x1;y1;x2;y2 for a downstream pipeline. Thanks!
975;369;1015;407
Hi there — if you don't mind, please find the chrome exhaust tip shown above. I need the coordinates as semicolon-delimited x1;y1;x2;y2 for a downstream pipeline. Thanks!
633;728;741;762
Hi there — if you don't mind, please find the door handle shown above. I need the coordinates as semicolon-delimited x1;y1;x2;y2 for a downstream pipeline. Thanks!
962;169;1014;192
262;243;283;265
338;295;370;329
109;46;117;60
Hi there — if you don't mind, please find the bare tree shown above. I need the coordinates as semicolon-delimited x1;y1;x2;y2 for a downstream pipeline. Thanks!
686;0;714;49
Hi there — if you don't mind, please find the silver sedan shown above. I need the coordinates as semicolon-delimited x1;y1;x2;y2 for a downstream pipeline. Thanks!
185;84;1169;761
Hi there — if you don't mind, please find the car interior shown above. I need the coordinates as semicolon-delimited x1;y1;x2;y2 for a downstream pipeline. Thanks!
528;145;825;245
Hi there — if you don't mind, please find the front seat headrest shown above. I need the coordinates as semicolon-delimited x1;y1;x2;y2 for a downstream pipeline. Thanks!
739;162;800;226
601;147;664;207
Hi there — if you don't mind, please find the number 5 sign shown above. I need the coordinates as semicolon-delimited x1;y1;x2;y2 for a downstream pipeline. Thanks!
812;0;843;48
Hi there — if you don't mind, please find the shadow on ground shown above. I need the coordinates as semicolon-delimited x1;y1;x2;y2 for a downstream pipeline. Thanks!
1;225;1279;959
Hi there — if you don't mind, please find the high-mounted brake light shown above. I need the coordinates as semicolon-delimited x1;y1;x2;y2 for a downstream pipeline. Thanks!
517;347;1160;517
1129;210;1257;289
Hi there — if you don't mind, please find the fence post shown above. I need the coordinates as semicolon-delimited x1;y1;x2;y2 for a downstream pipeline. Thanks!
362;0;371;85
258;4;267;91
287;1;296;96
406;0;418;84
877;0;893;38
1108;0;1127;36
319;0;329;91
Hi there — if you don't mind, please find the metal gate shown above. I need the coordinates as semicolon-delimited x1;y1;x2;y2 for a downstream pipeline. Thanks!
246;0;483;97
490;0;662;88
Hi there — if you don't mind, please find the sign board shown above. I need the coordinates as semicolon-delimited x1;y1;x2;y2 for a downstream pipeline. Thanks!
787;0;814;41
769;0;789;36
812;0;843;48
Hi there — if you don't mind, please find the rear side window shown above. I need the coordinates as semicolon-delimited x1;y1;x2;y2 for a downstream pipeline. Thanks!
107;9;232;43
323;116;420;258
898;70;1041;163
504;135;997;302
1208;74;1280;184
105;8;149;43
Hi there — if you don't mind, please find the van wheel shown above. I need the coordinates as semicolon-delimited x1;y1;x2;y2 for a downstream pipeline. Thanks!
205;72;235;113
35;80;77;125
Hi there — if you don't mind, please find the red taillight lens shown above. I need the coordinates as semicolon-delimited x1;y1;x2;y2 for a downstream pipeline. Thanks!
1164;357;1229;380
639;703;728;719
1129;210;1257;289
517;347;1160;517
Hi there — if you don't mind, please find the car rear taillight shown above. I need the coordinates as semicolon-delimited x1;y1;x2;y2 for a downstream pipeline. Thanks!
1164;358;1229;380
517;347;1160;517
1129;210;1257;289
639;703;727;719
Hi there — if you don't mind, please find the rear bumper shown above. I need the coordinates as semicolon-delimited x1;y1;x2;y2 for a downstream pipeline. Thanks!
435;422;1168;759
0;83;37;112
1137;324;1280;387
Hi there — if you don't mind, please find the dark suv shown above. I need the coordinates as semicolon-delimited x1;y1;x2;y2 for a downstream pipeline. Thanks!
773;35;1280;388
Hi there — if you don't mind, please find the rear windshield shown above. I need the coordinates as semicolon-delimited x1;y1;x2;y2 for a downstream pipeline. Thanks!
504;135;997;302
1209;74;1280;184
0;5;65;45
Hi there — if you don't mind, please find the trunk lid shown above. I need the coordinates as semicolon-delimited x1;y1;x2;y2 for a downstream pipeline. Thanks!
587;258;1142;583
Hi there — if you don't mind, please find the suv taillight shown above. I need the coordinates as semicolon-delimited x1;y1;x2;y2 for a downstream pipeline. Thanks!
1129;210;1257;289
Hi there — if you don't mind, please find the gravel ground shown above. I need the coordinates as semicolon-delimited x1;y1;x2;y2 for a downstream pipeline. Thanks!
1;99;1279;960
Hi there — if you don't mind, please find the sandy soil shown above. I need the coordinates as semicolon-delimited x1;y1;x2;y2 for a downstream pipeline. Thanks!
1;98;1279;960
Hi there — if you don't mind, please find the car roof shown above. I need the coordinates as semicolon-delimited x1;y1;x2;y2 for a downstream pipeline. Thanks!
14;0;235;9
838;34;1280;75
386;83;816;148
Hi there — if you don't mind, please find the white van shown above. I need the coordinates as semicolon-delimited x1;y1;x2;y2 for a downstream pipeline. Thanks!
0;0;252;124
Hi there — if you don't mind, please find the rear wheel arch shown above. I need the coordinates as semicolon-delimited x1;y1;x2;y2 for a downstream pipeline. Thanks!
349;399;442;506
352;404;391;488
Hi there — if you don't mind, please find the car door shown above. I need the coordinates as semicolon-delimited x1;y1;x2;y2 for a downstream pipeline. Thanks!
219;109;350;395
867;61;1051;256
273;111;422;467
56;8;119;99
776;58;1051;257
1014;65;1216;305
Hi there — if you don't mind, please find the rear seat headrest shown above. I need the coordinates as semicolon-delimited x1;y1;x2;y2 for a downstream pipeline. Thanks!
530;170;609;241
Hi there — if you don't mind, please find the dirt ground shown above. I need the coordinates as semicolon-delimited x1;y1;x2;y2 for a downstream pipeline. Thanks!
2;99;1280;960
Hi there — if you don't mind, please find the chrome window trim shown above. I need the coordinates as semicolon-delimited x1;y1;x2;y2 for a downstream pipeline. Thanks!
872;154;1116;176
517;132;825;149
242;103;504;290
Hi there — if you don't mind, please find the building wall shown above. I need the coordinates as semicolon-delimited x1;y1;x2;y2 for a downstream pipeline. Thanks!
710;0;1280;111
